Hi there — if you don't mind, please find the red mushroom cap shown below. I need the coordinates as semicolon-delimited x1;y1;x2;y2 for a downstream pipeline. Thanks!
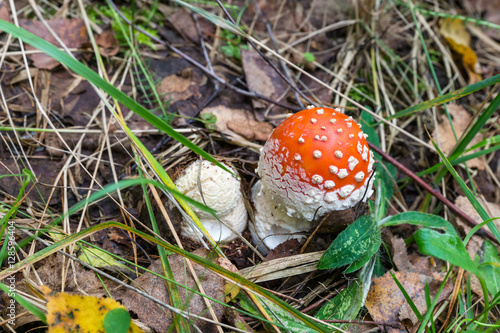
257;106;375;220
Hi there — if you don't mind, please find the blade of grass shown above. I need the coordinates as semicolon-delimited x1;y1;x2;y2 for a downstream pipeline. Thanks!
430;137;500;243
386;74;500;120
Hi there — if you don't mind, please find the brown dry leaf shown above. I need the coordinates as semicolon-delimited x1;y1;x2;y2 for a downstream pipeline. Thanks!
94;29;119;56
430;104;486;170
366;271;452;333
157;68;206;106
19;19;89;70
36;253;117;297
201;105;274;142
112;249;225;333
0;3;10;23
440;18;482;85
241;50;288;122
42;286;143;333
169;8;198;43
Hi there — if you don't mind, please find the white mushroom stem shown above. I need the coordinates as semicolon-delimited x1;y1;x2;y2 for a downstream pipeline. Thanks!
174;160;247;242
250;181;310;254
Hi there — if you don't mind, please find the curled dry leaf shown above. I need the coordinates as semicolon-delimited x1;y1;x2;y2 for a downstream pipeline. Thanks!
430;104;486;170
94;29;120;57
439;18;482;85
201;105;273;143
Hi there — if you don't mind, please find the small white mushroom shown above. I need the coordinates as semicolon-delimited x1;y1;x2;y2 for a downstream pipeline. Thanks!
174;160;247;242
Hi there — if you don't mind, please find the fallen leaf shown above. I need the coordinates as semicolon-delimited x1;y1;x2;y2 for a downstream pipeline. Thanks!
157;67;206;106
112;249;225;333
19;19;89;70
366;270;452;333
430;104;486;170
95;29;119;57
391;236;415;272
42;285;143;333
201;105;273;142
78;246;131;276
169;8;198;43
0;3;10;23
440;18;482;84
217;257;241;303
241;50;288;122
36;253;117;297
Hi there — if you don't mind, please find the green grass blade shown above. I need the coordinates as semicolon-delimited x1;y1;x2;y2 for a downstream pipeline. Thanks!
387;74;500;120
430;138;500;243
452;91;500;159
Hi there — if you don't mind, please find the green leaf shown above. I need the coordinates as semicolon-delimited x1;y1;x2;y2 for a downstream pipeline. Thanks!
238;292;329;332
318;215;379;270
317;256;376;326
315;282;359;320
415;228;480;275
344;231;381;274
476;241;500;296
381;211;458;237
78;246;132;275
103;308;131;333
303;52;315;63
430;138;500;243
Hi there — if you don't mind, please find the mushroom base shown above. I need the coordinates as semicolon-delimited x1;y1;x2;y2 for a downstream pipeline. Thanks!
250;181;311;254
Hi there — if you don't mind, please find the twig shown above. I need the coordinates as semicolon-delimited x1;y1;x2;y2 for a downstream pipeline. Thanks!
192;13;219;91
368;143;498;244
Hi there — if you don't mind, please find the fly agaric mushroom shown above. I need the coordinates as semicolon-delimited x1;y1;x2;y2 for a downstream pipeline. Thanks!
251;106;375;251
175;160;247;242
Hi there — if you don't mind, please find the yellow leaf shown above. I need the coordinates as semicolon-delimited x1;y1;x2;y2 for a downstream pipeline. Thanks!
440;18;482;84
42;286;143;333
